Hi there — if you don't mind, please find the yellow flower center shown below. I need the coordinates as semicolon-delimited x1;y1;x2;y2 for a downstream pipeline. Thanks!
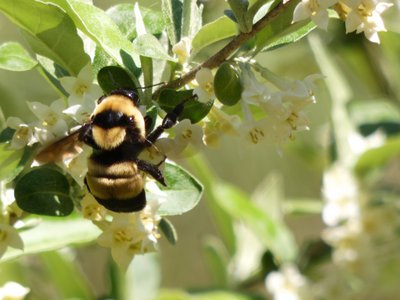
182;129;193;140
114;229;132;243
358;3;373;17
287;112;299;130
43;112;58;127
75;84;88;96
204;82;214;94
248;127;265;144
16;127;29;140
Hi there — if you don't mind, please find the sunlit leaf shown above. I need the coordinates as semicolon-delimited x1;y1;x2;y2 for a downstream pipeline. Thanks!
156;163;203;216
0;0;89;75
1;217;101;262
0;42;37;71
192;16;238;54
161;0;182;45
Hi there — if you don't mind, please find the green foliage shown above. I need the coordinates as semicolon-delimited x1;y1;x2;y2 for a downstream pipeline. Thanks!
159;89;214;123
0;42;37;72
192;16;238;55
97;66;136;93
1;217;101;262
157;163;203;216
214;62;242;106
14;166;74;217
0;0;90;76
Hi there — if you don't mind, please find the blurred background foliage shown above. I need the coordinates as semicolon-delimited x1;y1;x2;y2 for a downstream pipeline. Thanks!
1;0;400;299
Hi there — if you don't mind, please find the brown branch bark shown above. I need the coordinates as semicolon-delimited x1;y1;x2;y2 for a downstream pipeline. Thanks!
153;0;293;99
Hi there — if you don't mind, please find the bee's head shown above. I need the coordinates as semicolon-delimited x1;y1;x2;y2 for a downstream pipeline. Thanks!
97;89;140;106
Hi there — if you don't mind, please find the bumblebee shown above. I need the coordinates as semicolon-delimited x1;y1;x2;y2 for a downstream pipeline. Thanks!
36;89;185;212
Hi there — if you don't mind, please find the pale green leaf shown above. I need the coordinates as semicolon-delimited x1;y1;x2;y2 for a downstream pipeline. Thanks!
1;218;101;262
192;16;238;54
0;0;89;75
0;42;37;71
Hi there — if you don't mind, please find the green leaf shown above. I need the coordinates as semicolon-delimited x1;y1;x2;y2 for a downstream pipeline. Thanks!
203;236;229;287
214;62;242;106
40;251;94;299
192;16;238;55
0;128;15;143
213;182;297;262
41;0;141;67
355;136;400;177
254;0;305;53
161;0;183;45
0;217;101;262
159;218;178;245
0;42;37;71
227;0;252;33
125;254;161;300
36;55;68;96
262;20;316;51
0;144;24;182
133;33;175;62
158;289;265;300
182;0;203;39
107;4;165;41
156;163;203;216
97;66;136;94
158;89;213;123
15;167;74;216
0;0;90;76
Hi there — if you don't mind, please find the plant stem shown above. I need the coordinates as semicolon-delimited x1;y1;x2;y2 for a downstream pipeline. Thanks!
152;0;293;99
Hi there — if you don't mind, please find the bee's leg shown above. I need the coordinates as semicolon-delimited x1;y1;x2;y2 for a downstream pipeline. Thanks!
136;159;166;186
145;101;186;144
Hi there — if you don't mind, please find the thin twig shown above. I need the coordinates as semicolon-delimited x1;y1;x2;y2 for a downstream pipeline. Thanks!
152;0;292;99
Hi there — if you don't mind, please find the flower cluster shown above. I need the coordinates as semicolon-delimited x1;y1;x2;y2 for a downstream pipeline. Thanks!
83;181;165;270
265;131;400;299
293;0;393;43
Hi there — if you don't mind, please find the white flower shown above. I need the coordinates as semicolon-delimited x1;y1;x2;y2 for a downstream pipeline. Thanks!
96;200;161;270
172;37;191;64
193;68;215;103
0;281;30;300
344;0;393;43
241;66;270;105
203;106;240;147
0;223;23;258
5;117;37;150
60;64;103;123
81;193;106;221
293;0;338;30
63;145;90;186
265;263;314;300
97;214;146;270
322;163;360;226
27;99;69;144
157;119;204;158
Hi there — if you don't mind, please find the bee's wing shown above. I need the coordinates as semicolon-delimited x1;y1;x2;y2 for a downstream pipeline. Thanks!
35;128;85;164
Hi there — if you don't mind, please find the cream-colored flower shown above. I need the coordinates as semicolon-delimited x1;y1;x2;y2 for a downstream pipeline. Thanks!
193;68;215;103
343;0;393;43
27;99;69;144
293;0;338;30
0;223;23;258
172;37;191;64
0;281;30;300
322;163;360;226
265;263;314;300
61;64;103;123
81;193;106;221
6;117;37;150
